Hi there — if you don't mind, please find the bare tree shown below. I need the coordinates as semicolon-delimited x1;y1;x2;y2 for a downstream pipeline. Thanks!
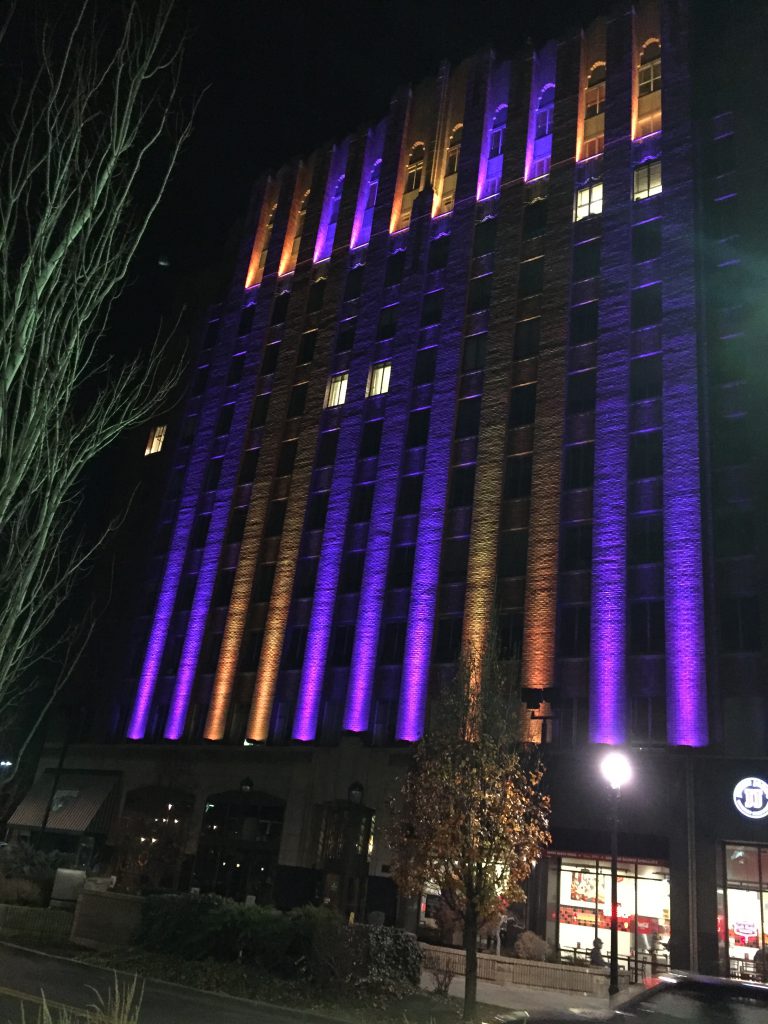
0;1;192;776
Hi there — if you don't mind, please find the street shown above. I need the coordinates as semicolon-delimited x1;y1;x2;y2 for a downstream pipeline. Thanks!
0;944;341;1024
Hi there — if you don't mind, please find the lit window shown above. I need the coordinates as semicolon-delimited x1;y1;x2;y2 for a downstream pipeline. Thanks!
327;175;344;232
535;85;555;139
324;372;349;408
365;362;392;398
145;424;167;456
638;46;662;96
636;111;662;138
366;161;381;210
633;160;662;201
585;65;606;118
574;182;603;221
582;135;604;160
405;143;425;193
488;106;507;158
445;125;463;177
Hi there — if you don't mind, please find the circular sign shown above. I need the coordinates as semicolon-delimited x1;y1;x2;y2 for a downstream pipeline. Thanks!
733;777;768;820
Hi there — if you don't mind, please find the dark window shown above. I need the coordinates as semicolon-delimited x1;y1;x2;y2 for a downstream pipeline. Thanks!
204;459;223;492
298;331;317;364
203;634;223;672
265;500;286;537
306;279;325;313
564;444;595;489
414;347;437;384
629;431;662;479
239;305;256;336
498;611;524;659
287;383;308;418
504;455;532;499
406;408;430;448
203;320;219;349
508;384;536;428
180;416;196;445
558;605;591;657
227;353;246;386
498;531;529;577
632;219;662;262
283;627;307;669
631;283;662;328
628;514;663;564
271;292;290;325
467;274;493;312
340;551;365;593
462;333;487;372
629;600;666;654
570;303;599;344
351;484;375;522
714;195;738;239
192;513;211;548
441;537;469;583
155;522;172;555
344;267;363;301
449;464;476;507
336;321;356;352
455;396;481;438
515;318;540;359
251;394;269;428
385;250;406;285
330;625;354;666
240;630;264;670
216;404;235;436
238;448;259;484
473;218;497;257
716;506;754;559
307;491;330;530
428;235;450;270
226;507;247;544
214;569;235;607
276;440;297;476
294;557;318;598
712;133;734;175
316;430;339;467
630;696;666;743
630;354;662;401
397;475;423;516
714;416;750;467
388;546;415;588
567;371;596;414
261;342;280;375
518;258;544;298
191;366;209;397
572;240;601;280
421;290;443;326
177;575;196;611
720;596;761;652
378;621;407;664
253;564;276;603
377;305;398;340
434;618;462;663
522;198;548;238
561;522;593;571
162;637;182;675
360;419;383;458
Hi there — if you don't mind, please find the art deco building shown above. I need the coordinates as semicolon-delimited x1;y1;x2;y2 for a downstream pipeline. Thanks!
10;0;768;979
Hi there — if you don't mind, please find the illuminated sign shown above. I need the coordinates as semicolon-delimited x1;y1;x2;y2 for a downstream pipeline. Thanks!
733;777;768;820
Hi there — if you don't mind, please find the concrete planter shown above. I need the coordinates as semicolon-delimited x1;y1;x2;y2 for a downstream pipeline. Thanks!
70;890;145;950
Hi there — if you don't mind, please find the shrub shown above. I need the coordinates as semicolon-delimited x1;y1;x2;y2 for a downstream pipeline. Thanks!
512;929;549;962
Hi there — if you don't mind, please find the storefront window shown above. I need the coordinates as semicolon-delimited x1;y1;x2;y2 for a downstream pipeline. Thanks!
725;843;768;979
551;856;670;967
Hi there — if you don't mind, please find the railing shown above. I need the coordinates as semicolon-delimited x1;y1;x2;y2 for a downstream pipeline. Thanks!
729;957;767;983
558;945;668;985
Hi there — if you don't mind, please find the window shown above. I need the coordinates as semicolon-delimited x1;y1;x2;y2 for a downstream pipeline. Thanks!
633;220;662;262
473;218;497;257
564;444;595;489
307;278;326;313
714;417;751;468
397;475;423;516
340;551;365;593
216;405;234;436
336;320;356;352
445;124;462;176
203;634;223;672
638;42;662;96
489;106;507;158
628;514;663;564
294;558;318;599
388;546;415;589
721;596;761;652
351;483;375;522
240;630;264;670
377;305;398;339
629;431;662;479
428;235;450;270
238;448;259;484
498;611;524;660
257;203;277;273
462;333;487;373
558;606;590;657
441;537;469;583
631;284;662;328
365;361;392;398
276;440;297;476
522;198;548;238
456;396;482;438
434;618;462;663
574;181;603;220
191;365;209;397
316;430;339;467
271;291;290;325
716;505;754;559
515;318;540;359
283;627;307;669
535;85;555;139
406;408;430;448
504;454;532;499
378;621;407;664
365;161;380;212
570;303;599;345
204;459;223;492
214;569;235;607
405;143;425;193
298;331;317;365
508;384;536;428
385;250;406;285
561;522;593;572
421;290;443;326
227;353;245;386
633;160;662;200
290;189;310;262
261;341;280;375
287;383;308;418
324;372;348;408
629;600;665;654
360;419;383;458
144;424;166;456
449;464;476;507
630;354;662;401
467;274;493;312
306;492;329;531
414;347;437;385
251;393;269;428
585;63;606;118
226;507;247;544
573;240;600;280
344;267;363;301
567;370;596;414
498;531;529;577
330;625;354;666
238;305;255;336
518;258;544;298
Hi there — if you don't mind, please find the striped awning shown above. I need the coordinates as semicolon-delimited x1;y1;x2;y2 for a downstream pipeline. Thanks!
8;772;118;833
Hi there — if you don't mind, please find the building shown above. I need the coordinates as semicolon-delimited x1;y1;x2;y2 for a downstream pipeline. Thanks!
9;0;768;980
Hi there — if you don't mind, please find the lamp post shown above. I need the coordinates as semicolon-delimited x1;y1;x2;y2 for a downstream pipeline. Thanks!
600;751;632;997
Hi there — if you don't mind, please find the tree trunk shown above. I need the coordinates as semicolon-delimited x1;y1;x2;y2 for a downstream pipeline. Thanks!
464;902;479;1022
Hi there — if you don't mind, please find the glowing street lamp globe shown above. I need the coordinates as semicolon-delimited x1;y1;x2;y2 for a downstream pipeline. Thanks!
600;751;632;791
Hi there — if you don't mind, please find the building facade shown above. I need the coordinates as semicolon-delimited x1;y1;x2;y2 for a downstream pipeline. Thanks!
10;0;768;980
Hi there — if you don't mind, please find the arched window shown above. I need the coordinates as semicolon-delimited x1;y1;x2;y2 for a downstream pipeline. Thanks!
290;189;311;263
405;143;425;193
445;125;463;176
489;105;507;158
258;203;277;271
366;160;381;211
585;63;606;119
327;175;344;231
639;41;662;96
535;85;555;139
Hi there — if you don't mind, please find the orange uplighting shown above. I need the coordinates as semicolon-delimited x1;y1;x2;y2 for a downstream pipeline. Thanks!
245;181;280;289
279;172;311;278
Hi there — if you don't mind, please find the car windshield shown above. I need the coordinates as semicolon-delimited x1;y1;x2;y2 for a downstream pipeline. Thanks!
616;980;768;1023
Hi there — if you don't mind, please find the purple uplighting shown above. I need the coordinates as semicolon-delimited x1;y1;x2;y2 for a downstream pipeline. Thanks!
350;122;386;250
313;142;349;263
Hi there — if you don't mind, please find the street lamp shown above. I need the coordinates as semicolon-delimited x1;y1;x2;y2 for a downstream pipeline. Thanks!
600;751;632;997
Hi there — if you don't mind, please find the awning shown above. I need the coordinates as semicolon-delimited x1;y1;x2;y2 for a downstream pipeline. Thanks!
8;772;118;833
